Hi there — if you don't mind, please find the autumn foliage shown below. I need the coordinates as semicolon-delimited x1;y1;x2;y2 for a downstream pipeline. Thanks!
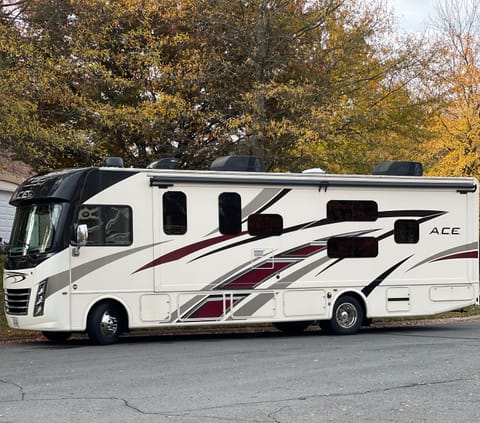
0;0;478;179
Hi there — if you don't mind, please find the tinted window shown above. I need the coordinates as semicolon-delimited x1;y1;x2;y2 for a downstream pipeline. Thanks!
163;191;187;235
248;214;283;236
394;220;419;243
76;205;132;246
327;200;378;221
327;237;378;258
219;193;242;235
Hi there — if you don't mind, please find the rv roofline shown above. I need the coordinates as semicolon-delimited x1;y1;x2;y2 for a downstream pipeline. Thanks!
149;174;477;192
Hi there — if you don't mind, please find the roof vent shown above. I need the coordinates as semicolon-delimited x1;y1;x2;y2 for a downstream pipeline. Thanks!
147;158;179;169
302;167;326;174
373;161;423;176
210;156;264;172
103;157;124;168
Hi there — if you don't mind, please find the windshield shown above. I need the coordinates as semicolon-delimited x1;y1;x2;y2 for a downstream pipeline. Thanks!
9;203;64;256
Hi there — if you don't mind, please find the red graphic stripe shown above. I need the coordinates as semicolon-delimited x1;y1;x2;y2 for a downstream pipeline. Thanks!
134;233;244;273
281;245;326;257
433;251;478;262
187;296;244;319
189;298;227;319
222;261;293;290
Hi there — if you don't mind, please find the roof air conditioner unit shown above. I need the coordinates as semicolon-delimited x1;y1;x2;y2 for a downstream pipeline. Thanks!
147;158;179;169
103;157;124;168
373;161;423;176
210;156;264;172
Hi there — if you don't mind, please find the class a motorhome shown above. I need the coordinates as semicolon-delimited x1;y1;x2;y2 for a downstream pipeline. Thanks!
3;156;479;344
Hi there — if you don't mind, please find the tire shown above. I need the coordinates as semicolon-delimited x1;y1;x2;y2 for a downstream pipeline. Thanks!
273;321;312;335
42;331;71;343
87;302;124;345
321;295;364;335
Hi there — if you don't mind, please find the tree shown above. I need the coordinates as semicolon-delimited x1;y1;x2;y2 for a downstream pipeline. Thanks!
0;0;108;170
191;0;433;172
0;0;202;170
0;0;433;173
421;0;480;178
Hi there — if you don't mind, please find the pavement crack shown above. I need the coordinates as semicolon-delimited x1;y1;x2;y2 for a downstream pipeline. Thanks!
356;377;475;396
161;376;476;415
0;378;474;420
82;397;264;421
0;378;25;401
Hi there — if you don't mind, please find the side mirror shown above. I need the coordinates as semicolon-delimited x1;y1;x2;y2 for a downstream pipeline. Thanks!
73;224;88;256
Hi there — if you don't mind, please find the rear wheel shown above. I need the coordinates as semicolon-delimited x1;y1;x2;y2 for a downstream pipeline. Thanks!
87;302;124;345
42;331;71;343
321;295;364;335
273;321;312;335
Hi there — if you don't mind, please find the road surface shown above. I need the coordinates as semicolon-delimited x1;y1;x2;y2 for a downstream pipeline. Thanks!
1;321;480;422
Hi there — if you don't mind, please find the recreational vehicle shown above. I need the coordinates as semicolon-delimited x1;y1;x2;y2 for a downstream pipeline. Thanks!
3;157;479;344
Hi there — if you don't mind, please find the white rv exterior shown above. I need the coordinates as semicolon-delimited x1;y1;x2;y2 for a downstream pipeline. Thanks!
3;162;479;344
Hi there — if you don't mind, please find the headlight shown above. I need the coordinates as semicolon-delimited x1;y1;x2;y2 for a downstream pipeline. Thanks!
33;279;48;317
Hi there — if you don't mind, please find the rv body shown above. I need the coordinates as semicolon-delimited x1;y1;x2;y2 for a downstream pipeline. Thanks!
3;164;479;343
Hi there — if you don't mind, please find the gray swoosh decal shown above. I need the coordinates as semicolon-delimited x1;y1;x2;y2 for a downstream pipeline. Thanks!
46;270;70;299
241;188;285;218
408;242;478;271
271;256;332;289
72;241;169;283
227;292;275;320
44;242;169;299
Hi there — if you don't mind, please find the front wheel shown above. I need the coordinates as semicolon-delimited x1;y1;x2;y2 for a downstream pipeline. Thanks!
321;295;364;335
87;302;124;345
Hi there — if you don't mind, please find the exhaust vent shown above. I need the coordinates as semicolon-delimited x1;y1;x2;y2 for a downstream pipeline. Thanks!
373;161;423;176
210;156;264;172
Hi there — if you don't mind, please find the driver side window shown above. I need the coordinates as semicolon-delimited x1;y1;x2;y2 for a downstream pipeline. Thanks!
75;205;132;246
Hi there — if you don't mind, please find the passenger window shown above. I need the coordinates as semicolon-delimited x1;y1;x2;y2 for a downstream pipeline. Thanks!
394;220;419;243
76;205;132;246
327;237;378;258
163;191;187;235
248;214;283;236
327;200;378;222
219;193;242;235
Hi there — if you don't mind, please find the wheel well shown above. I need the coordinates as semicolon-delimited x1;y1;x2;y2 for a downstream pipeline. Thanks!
334;292;367;322
87;299;129;332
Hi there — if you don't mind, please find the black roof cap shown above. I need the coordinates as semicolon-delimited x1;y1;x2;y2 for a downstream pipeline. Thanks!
373;161;423;176
210;156;264;172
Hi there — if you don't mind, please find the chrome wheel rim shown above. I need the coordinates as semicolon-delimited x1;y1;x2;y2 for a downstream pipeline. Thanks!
100;310;118;338
336;303;358;329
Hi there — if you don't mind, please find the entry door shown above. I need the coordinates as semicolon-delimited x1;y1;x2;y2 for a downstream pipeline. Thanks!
152;188;163;292
152;187;285;293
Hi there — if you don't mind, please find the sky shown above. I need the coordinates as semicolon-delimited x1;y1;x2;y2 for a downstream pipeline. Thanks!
388;0;437;32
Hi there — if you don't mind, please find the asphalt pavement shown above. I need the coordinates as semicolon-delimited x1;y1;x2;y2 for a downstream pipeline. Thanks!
1;321;480;422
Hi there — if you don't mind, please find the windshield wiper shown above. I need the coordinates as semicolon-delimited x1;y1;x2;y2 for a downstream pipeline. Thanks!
9;241;39;255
